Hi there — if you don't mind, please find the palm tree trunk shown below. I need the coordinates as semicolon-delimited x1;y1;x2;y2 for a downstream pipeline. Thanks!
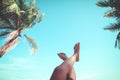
0;38;19;57
0;28;23;57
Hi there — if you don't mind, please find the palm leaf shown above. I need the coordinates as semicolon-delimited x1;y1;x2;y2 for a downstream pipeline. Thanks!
0;16;16;30
24;34;38;55
0;31;10;37
115;39;117;48
104;23;120;31
4;3;20;16
118;41;120;49
114;32;120;48
96;0;110;7
1;0;20;16
16;0;29;10
8;18;16;29
30;0;36;9
16;0;24;10
104;9;116;18
116;32;120;40
37;13;45;23
2;0;16;6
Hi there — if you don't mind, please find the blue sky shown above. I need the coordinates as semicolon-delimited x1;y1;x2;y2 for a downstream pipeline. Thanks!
0;0;120;80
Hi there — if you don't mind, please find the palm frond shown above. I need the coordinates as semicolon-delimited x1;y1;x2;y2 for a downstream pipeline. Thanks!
114;12;120;19
3;3;20;16
96;0;110;7
116;32;120;40
0;11;21;30
104;23;120;31
2;0;16;6
109;0;120;10
0;0;20;16
8;18;16;29
115;32;120;49
115;39;117;48
21;10;39;28
24;34;38;55
0;16;16;30
37;13;45;23
0;31;10;37
30;0;36;9
16;0;24;10
0;0;4;11
104;9;116;18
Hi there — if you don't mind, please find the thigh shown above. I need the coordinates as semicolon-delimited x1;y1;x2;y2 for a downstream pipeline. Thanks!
50;66;67;80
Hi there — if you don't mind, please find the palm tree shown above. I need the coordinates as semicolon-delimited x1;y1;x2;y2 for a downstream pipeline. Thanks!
96;0;120;49
0;0;44;57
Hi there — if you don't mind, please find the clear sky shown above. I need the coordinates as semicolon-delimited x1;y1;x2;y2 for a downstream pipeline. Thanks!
0;0;120;80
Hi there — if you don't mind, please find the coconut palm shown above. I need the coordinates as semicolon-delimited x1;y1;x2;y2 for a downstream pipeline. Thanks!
0;0;44;57
96;0;120;49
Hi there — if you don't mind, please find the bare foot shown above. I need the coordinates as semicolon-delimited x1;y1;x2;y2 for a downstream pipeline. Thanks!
74;42;80;62
58;52;68;61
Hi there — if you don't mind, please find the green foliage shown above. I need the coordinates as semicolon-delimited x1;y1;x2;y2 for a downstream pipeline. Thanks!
2;0;16;6
0;0;44;32
96;0;120;49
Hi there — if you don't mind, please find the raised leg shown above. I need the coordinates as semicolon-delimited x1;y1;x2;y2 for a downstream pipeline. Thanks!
50;42;80;80
58;53;76;80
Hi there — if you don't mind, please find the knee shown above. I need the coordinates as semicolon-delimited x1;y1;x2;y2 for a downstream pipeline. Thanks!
51;66;64;78
54;66;64;73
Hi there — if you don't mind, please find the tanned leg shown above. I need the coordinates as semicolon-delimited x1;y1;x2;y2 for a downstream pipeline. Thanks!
58;53;76;80
50;42;80;80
